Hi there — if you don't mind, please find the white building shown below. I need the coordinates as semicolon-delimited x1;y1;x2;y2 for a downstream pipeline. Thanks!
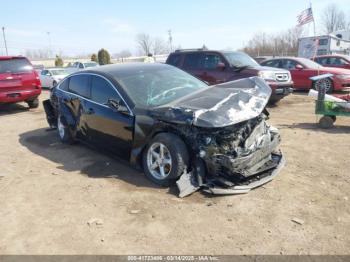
298;31;350;58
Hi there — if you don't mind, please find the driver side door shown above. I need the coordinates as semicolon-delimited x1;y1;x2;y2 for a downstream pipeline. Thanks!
84;75;134;160
281;59;312;89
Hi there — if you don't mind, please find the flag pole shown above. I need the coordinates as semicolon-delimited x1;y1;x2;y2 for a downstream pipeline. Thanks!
310;2;316;37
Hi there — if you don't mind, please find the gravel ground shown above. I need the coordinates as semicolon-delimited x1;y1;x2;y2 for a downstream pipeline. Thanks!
0;90;349;255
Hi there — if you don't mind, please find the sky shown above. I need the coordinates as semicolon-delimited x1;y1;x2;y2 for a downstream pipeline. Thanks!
0;0;349;57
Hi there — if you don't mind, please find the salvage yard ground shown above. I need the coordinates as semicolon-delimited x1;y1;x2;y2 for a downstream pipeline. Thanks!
0;91;349;254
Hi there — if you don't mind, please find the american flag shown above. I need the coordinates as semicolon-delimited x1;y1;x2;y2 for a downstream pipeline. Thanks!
297;7;314;26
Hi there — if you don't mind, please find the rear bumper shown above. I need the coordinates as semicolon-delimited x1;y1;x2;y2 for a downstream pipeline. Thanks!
0;88;41;103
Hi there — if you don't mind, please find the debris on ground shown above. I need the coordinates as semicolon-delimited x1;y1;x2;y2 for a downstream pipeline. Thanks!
87;218;104;227
129;210;141;214
51;172;59;176
291;218;305;225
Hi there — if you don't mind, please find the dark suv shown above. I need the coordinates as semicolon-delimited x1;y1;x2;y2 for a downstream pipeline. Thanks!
166;49;293;103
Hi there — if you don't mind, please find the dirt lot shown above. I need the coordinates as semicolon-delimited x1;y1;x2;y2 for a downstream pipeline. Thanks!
0;90;349;255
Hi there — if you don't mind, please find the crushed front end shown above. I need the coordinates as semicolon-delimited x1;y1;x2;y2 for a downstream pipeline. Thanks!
163;77;286;197
193;114;284;195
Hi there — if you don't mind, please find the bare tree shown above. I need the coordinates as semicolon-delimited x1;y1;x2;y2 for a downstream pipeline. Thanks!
321;4;347;33
136;33;153;55
152;38;168;55
242;27;303;57
113;49;132;58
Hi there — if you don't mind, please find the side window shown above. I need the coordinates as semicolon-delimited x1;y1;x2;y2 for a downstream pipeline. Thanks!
202;53;223;70
68;75;90;98
314;57;327;65
340;58;349;65
91;76;120;104
167;54;181;67
262;60;280;68
329;57;348;65
183;53;203;69
59;78;69;91
329;57;341;65
79;63;84;69
282;59;297;70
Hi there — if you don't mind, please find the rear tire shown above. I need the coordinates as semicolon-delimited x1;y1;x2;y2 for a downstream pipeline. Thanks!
57;115;74;143
27;98;39;109
142;133;189;187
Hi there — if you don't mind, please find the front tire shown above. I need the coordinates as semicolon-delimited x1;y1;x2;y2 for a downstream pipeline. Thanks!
142;133;189;187
27;98;39;109
57;115;74;143
313;78;333;93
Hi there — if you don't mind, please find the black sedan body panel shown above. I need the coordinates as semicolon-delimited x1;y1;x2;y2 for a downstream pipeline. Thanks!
43;63;285;196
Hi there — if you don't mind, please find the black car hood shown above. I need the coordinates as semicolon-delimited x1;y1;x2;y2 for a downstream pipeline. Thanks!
151;77;271;128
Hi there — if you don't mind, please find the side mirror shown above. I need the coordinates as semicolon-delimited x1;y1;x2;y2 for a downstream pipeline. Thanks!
295;64;304;70
217;62;226;70
107;99;129;114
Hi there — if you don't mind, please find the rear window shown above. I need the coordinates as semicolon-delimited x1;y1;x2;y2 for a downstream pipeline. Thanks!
0;58;33;74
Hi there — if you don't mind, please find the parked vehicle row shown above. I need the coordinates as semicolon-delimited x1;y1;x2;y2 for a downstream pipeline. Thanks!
166;49;293;104
39;68;69;89
261;57;350;93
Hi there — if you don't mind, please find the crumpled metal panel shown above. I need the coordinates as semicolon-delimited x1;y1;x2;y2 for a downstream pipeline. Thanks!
154;77;271;128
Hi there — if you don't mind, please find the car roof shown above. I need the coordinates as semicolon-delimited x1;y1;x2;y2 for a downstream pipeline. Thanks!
171;49;240;55
315;54;350;58
0;56;28;60
47;67;67;70
84;62;174;76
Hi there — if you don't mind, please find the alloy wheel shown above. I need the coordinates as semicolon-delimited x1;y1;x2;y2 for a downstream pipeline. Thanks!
146;142;172;180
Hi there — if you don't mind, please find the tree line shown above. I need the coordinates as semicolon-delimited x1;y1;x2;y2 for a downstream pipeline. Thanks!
243;3;350;57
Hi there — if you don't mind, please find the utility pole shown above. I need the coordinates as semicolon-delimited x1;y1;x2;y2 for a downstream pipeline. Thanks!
168;29;173;52
2;27;8;56
46;31;52;58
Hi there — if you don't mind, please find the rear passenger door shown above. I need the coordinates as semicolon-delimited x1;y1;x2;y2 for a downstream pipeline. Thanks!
182;53;204;81
66;74;91;139
85;75;134;160
198;52;230;85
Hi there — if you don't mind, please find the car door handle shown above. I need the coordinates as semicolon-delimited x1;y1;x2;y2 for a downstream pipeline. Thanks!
87;108;95;115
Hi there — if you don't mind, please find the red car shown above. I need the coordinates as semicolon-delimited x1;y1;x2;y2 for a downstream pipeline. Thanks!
261;57;350;93
0;56;41;108
313;54;350;70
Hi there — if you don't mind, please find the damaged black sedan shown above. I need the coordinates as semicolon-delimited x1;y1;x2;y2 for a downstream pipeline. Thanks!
43;63;285;197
